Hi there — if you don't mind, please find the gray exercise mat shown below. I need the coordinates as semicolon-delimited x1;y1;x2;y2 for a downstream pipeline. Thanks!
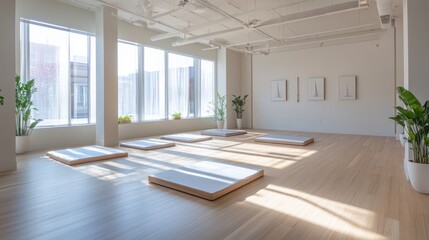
47;145;128;165
201;129;247;137
120;139;175;150
148;161;264;200
255;135;314;146
160;134;212;143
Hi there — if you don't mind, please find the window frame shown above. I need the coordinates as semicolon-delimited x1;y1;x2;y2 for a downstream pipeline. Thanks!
21;19;96;128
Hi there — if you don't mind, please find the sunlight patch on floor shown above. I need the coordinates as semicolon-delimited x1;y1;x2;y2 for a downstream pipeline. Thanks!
245;184;386;240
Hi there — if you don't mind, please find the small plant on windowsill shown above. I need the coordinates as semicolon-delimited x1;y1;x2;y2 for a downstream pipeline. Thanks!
171;112;182;120
118;115;133;124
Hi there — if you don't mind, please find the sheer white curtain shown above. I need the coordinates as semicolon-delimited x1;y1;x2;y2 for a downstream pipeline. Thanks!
118;42;138;119
144;47;166;120
168;53;193;118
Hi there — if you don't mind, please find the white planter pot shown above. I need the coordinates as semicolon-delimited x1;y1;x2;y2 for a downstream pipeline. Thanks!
216;120;224;129
237;119;243;129
16;135;30;154
404;157;409;181
399;133;406;147
408;161;429;194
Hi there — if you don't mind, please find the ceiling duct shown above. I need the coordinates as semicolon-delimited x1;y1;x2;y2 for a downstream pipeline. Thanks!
376;0;393;29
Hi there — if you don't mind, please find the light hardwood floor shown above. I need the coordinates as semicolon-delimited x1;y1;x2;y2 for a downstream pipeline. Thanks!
1;130;427;240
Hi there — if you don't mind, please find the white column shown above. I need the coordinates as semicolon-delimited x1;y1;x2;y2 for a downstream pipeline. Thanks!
0;0;17;172
403;0;429;101
217;47;243;129
95;6;119;146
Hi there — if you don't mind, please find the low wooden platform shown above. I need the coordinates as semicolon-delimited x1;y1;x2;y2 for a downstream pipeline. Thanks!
148;161;264;200
46;145;128;165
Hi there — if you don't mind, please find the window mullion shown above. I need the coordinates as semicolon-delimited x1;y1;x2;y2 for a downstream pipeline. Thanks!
68;34;72;126
139;45;144;122
165;52;169;120
86;35;91;124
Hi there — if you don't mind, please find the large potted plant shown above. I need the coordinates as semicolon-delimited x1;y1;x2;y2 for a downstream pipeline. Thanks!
16;75;42;154
213;92;226;129
390;86;429;193
232;94;248;129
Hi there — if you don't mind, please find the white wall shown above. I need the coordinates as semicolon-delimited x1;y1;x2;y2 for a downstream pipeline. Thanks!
253;29;396;136
15;0;218;152
0;0;17;172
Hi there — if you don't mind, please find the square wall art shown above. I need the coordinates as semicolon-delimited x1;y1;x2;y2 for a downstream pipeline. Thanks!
307;77;325;101
271;80;287;101
338;75;357;100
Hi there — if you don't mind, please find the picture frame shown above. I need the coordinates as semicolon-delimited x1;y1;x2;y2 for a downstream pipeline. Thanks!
271;80;287;101
307;77;325;101
338;75;357;100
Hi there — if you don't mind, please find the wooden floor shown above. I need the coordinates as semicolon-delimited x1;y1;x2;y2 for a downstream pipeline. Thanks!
1;129;428;240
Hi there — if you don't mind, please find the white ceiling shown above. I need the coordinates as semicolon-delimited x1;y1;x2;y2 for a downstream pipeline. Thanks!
59;0;402;54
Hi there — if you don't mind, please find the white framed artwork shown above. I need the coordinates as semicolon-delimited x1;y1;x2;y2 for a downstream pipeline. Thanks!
307;77;325;101
271;80;287;101
338;75;357;100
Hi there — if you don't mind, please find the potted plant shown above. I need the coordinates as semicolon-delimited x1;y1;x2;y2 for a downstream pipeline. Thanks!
16;75;42;154
118;114;133;124
232;94;248;129
212;92;226;129
171;112;182;120
390;86;429;193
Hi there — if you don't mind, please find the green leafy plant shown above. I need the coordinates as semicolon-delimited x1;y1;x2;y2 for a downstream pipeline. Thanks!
171;112;182;120
232;94;248;119
16;75;42;136
212;92;226;121
390;86;429;164
118;115;134;124
0;89;4;105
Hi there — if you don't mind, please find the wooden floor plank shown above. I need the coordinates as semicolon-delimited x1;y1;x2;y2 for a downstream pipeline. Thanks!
0;129;428;240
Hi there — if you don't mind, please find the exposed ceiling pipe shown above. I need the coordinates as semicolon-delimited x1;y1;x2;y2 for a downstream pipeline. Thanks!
93;0;191;36
192;0;282;43
258;1;366;29
226;23;375;48
173;0;368;47
151;32;183;41
244;28;382;54
172;27;243;46
150;0;310;42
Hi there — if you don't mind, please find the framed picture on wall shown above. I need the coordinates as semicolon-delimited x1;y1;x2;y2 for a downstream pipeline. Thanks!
307;77;325;101
271;80;287;101
338;75;357;100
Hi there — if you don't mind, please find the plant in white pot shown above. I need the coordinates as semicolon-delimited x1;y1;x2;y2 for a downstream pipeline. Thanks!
16;75;42;154
232;94;248;130
213;92;226;129
390;86;429;193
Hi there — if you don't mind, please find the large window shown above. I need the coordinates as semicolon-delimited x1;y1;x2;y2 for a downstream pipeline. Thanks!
118;42;139;120
117;43;215;122
22;21;96;126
